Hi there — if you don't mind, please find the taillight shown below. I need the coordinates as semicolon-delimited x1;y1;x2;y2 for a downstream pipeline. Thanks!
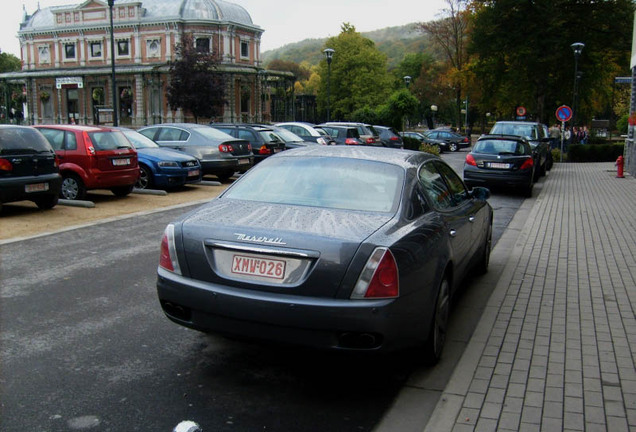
466;154;477;166
345;138;359;145
317;137;327;145
54;155;60;168
159;224;181;274
218;144;234;153
463;137;470;143
0;158;12;172
390;137;399;141
520;158;534;170
366;138;375;144
351;247;399;299
258;145;271;155
82;131;96;155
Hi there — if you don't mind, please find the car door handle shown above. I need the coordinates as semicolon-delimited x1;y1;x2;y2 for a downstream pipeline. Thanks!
469;215;476;223
449;229;457;237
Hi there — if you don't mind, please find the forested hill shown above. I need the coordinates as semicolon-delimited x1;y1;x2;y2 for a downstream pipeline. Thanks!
261;23;431;69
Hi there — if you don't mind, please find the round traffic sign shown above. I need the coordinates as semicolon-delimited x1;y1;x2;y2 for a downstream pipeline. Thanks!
556;105;573;122
516;106;527;117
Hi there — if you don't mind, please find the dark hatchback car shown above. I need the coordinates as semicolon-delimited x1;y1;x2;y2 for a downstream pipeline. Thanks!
400;131;449;152
317;125;364;146
157;146;493;363
425;129;471;152
464;135;535;197
138;123;253;182
374;125;403;149
489;121;551;179
0;125;62;211
209;124;286;164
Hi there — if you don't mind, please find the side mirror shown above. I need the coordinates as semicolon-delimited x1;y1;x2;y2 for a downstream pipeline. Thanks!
470;186;491;201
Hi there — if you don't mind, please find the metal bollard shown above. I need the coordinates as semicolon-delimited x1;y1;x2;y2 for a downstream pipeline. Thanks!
616;155;625;178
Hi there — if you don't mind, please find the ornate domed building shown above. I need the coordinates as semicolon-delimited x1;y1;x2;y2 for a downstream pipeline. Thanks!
1;0;294;126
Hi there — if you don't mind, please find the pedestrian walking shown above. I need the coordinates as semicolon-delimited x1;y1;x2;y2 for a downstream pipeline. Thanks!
549;124;561;149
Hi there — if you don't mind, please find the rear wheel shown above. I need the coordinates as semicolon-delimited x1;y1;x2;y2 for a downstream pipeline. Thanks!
448;142;458;152
61;174;86;200
476;224;492;275
216;170;235;182
424;276;451;365
34;194;59;210
111;184;134;197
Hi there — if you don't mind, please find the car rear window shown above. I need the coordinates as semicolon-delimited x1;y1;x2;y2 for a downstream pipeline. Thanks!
0;127;53;154
475;139;530;155
224;156;403;213
87;131;133;150
491;123;538;140
258;131;284;144
196;127;236;141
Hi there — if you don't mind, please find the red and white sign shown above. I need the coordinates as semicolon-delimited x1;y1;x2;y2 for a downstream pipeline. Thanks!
516;106;527;117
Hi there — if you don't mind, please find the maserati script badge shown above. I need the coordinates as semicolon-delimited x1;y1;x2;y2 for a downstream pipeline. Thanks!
234;233;287;246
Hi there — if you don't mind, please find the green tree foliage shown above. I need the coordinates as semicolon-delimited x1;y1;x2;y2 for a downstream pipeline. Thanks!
167;34;225;123
0;52;21;73
267;59;311;81
0;51;24;122
469;0;634;125
318;24;393;120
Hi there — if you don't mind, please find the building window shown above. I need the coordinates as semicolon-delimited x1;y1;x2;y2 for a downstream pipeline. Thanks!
240;40;249;59
195;37;210;53
64;43;76;60
117;40;130;57
89;41;103;58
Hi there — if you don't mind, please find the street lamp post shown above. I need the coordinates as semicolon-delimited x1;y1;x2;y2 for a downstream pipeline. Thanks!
323;48;335;122
403;76;412;131
108;0;118;126
431;105;438;129
571;42;585;127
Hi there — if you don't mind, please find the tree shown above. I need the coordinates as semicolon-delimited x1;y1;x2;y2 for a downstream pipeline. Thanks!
0;51;23;122
469;0;634;125
317;24;393;121
167;34;225;123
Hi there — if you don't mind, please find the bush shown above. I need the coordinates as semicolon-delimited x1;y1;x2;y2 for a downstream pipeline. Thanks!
616;114;629;135
551;148;566;162
567;144;624;162
402;136;421;151
420;142;440;156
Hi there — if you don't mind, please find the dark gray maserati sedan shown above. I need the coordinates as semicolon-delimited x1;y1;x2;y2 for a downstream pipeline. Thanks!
157;146;493;363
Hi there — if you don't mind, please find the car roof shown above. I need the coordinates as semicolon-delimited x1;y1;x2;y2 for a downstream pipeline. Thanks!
141;123;209;129
478;134;529;142
34;124;119;132
274;144;438;168
493;121;543;126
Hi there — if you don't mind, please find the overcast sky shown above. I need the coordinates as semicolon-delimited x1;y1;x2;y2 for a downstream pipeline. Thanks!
1;0;448;57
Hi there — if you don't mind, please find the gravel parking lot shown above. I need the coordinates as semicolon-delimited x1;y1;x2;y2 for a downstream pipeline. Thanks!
0;183;227;242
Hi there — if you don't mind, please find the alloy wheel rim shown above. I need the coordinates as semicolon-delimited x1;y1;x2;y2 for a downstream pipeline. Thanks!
62;178;79;200
434;279;450;356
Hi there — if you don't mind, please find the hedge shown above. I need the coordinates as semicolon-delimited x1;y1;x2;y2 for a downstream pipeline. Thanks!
567;144;624;162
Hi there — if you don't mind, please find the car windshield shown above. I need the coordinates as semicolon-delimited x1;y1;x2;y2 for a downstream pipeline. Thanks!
122;130;158;149
224;156;404;213
474;139;530;155
0;127;53;153
258;131;285;144
87;131;133;150
272;128;304;142
197;127;236;141
491;124;538;140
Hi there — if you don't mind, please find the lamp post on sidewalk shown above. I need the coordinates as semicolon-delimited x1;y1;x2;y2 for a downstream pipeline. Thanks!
323;48;335;122
571;42;585;127
108;0;118;126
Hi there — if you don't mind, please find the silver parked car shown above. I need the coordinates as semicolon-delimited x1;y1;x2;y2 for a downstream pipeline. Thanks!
275;122;335;146
138;123;253;182
157;146;493;363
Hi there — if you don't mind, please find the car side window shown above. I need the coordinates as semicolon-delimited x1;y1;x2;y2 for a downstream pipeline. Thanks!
66;131;77;150
157;128;185;142
418;162;454;210
238;130;256;142
434;161;469;205
138;129;156;140
39;128;65;150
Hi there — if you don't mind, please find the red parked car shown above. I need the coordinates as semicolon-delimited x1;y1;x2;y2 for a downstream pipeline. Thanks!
34;125;139;200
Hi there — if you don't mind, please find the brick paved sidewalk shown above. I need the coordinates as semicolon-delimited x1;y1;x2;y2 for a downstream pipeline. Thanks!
424;163;636;432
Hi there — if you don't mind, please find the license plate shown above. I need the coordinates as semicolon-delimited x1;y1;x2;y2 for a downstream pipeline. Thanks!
112;158;131;166
238;158;250;165
231;254;286;280
25;182;49;193
488;162;511;169
188;169;200;177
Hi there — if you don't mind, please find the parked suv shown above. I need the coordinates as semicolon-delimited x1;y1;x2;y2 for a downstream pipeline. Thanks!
209;124;286;164
0;125;62;211
35;125;138;200
138;123;253;182
320;122;381;146
489;121;552;179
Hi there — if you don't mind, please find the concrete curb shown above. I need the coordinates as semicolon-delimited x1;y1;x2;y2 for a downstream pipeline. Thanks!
58;199;95;208
132;188;168;196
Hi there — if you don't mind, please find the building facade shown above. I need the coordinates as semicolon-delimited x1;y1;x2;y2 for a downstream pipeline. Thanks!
0;0;295;126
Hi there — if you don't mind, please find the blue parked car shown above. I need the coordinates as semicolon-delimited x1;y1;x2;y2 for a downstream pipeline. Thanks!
117;128;202;190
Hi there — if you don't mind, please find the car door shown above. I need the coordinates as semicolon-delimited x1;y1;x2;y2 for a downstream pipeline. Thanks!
418;160;477;280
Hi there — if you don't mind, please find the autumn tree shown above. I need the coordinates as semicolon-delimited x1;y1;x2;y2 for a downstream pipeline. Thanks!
167;34;225;123
317;23;393;121
0;51;24;122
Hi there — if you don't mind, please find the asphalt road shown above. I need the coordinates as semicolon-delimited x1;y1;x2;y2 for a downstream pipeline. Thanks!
0;149;528;431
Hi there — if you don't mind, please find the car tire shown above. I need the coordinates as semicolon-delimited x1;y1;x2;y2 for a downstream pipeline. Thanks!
111;184;134;197
61;174;86;200
424;276;451;365
476;224;492;275
525;181;533;198
136;165;153;190
448;142;458;152
216;170;235;182
34;193;59;210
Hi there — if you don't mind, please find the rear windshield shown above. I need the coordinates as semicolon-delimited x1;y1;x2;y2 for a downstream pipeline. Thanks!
272;128;303;142
474;139;530;155
88;131;134;150
224;156;404;213
0;127;54;154
490;123;538;140
196;127;236;141
258;131;284;144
